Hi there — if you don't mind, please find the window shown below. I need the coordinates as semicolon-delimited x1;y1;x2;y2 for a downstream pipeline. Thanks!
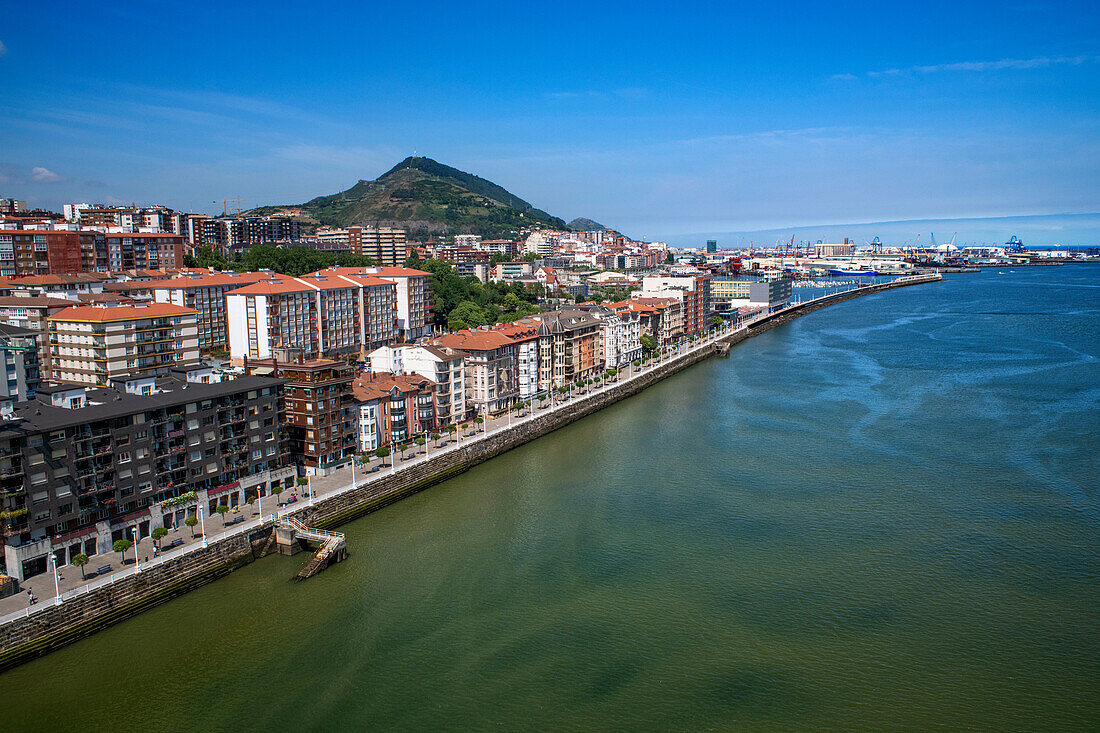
118;451;131;463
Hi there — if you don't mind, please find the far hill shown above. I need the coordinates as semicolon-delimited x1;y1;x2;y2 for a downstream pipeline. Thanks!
246;157;568;240
568;217;629;239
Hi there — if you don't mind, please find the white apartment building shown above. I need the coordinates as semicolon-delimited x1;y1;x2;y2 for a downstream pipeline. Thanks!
225;274;397;362
152;271;270;352
309;266;431;342
367;343;466;423
47;302;199;386
594;307;642;368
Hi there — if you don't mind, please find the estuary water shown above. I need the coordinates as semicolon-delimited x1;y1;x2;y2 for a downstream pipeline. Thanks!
3;266;1099;731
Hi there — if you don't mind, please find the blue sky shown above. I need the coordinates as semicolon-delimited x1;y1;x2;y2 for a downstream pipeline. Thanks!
1;0;1098;243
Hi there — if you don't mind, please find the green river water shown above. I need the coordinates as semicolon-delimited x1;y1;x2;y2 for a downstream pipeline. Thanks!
2;266;1098;731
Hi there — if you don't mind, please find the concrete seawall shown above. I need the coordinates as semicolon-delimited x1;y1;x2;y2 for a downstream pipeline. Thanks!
0;274;940;671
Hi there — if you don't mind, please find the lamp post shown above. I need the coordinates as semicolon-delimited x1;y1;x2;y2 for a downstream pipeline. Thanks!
132;526;141;573
199;506;208;548
49;552;61;606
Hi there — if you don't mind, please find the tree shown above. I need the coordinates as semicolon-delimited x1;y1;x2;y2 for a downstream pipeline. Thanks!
711;316;723;328
607;368;618;380
216;504;229;522
184;515;199;538
664;251;674;265
72;553;89;580
375;446;391;465
113;539;132;564
271;485;284;505
474;416;484;432
151;527;168;548
430;432;441;445
414;436;427;452
639;334;658;353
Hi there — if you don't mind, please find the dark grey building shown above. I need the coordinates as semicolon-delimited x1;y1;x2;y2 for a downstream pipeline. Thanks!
0;323;41;409
0;365;296;580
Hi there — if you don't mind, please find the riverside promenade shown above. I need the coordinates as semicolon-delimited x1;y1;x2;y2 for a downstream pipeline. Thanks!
0;273;940;669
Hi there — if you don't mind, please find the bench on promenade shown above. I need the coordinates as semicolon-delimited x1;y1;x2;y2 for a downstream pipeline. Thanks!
166;538;184;549
225;516;245;526
96;564;111;575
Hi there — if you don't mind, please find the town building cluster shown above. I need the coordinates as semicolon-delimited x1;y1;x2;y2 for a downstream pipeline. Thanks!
0;206;794;586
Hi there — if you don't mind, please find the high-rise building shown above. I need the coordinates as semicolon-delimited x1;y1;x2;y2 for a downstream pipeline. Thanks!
706;239;717;253
348;226;407;266
151;271;271;353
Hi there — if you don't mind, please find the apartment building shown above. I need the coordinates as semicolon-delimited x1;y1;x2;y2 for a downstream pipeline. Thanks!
366;343;466;424
151;271;270;353
349;226;407;266
0;368;293;580
100;233;185;271
0;324;41;406
350;372;437;452
0;230;90;277
533;309;604;390
577;305;641;368
639;275;710;335
47;302;200;386
609;298;682;346
491;319;541;399
226;274;397;362
0;296;73;375
308;266;430;341
431;329;518;415
244;356;355;474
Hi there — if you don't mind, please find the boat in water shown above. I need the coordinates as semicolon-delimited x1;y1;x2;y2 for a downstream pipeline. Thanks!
828;269;878;276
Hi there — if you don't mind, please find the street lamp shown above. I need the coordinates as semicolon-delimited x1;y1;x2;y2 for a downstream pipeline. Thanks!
199;506;208;548
132;526;141;573
49;552;61;606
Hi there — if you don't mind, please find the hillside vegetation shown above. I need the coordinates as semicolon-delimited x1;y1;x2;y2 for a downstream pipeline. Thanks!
247;157;568;239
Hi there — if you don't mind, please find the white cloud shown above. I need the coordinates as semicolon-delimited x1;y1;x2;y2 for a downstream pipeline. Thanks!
31;166;62;182
0;40;7;57
863;54;1098;78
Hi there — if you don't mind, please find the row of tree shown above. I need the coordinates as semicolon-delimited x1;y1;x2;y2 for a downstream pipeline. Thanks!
184;244;382;277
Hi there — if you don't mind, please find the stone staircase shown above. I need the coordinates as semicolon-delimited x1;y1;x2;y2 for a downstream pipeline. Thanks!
275;516;347;581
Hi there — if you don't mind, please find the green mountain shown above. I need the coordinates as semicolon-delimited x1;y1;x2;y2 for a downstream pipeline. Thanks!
568;217;629;240
247;157;568;240
567;217;607;231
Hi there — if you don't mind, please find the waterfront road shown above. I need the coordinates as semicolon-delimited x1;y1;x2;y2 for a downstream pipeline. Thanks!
0;276;930;624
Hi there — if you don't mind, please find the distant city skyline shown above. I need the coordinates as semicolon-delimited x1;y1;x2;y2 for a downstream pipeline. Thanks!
2;1;1098;241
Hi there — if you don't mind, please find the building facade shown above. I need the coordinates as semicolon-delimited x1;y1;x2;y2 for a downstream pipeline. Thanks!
0;368;293;581
47;303;200;386
244;356;356;475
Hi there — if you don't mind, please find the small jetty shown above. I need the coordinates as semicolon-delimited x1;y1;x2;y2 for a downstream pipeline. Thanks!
275;516;347;581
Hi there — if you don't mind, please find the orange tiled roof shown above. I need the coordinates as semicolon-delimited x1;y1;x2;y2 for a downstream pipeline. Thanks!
48;303;196;322
432;329;515;352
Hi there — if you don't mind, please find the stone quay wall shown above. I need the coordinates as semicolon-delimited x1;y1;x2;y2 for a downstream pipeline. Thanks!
0;274;940;671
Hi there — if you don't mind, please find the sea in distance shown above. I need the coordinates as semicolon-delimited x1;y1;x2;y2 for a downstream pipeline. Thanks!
2;265;1098;731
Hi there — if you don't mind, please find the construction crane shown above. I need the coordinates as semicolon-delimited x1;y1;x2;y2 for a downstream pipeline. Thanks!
213;199;245;217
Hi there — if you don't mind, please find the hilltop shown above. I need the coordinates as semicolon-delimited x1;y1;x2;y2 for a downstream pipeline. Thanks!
246;157;568;239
